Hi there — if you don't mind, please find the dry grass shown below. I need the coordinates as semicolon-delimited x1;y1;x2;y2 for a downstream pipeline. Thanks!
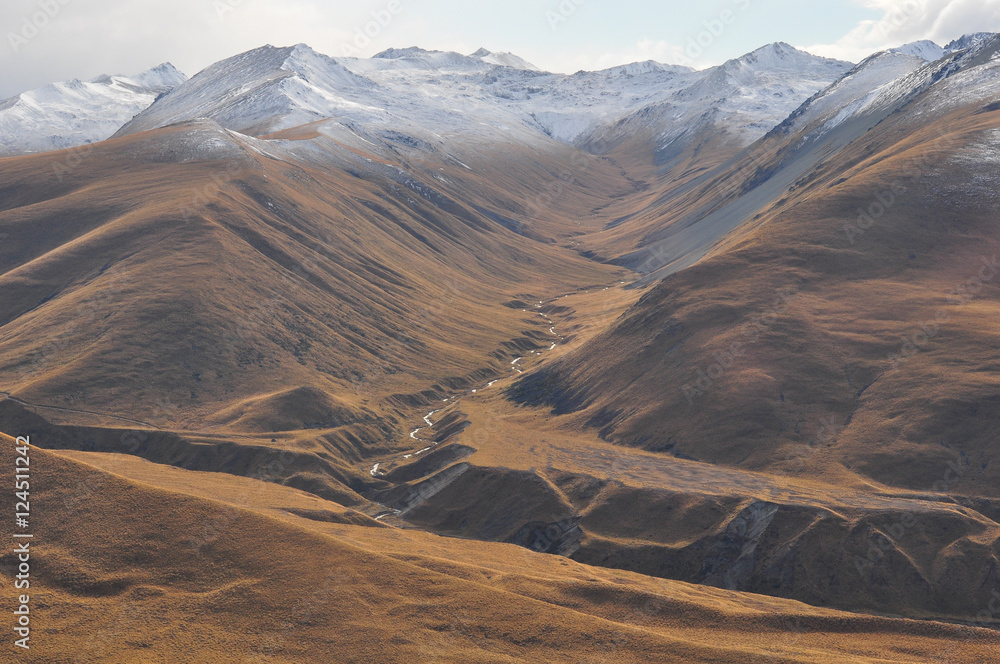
1;76;999;661
0;436;994;663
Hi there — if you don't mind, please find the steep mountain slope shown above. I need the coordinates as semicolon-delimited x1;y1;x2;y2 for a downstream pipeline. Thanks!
0;118;626;438
0;63;186;156
507;35;1000;496
580;43;851;164
574;34;996;280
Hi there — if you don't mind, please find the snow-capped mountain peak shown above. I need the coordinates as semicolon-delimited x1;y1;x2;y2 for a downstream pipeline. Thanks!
0;64;188;156
699;42;850;96
732;42;832;70
945;32;997;53
707;42;850;91
890;40;945;62
130;62;188;91
469;48;539;71
113;43;380;138
3;40;857;160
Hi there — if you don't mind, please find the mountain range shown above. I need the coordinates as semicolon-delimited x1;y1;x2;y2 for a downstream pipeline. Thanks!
2;32;1000;663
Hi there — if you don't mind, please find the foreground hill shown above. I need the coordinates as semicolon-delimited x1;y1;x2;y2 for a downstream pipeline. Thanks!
3;434;997;663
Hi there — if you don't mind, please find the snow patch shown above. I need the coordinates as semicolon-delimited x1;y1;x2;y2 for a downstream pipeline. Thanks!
891;40;945;62
0;63;187;156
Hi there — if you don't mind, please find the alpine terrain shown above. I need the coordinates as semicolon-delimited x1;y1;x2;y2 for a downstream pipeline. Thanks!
2;31;1000;663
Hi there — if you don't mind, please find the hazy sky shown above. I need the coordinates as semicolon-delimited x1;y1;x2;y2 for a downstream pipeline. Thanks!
2;0;999;97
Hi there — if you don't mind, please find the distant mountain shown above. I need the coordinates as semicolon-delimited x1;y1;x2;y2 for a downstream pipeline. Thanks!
945;32;996;52
890;39;946;61
0;63;186;156
110;41;849;162
4;35;997;161
469;47;539;71
579;43;851;164
372;45;539;71
113;44;378;138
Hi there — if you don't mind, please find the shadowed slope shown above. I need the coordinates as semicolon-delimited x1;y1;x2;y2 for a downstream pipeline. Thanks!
0;120;626;436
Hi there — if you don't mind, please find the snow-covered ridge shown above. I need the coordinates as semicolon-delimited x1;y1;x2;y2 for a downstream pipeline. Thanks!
7;33;995;160
0;63;186;156
577;43;852;156
366;46;538;72
471;48;539;71
887;32;999;63
359;41;849;147
890;40;946;62
111;40;850;153
945;33;996;52
114;44;383;139
778;50;929;137
771;33;1000;147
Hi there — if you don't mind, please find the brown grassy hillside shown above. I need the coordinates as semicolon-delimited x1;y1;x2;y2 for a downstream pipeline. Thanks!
3;434;997;663
0;121;628;439
508;97;1000;498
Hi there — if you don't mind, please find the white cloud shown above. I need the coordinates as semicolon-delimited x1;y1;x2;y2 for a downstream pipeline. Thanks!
0;0;400;97
547;38;695;74
806;0;1000;62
